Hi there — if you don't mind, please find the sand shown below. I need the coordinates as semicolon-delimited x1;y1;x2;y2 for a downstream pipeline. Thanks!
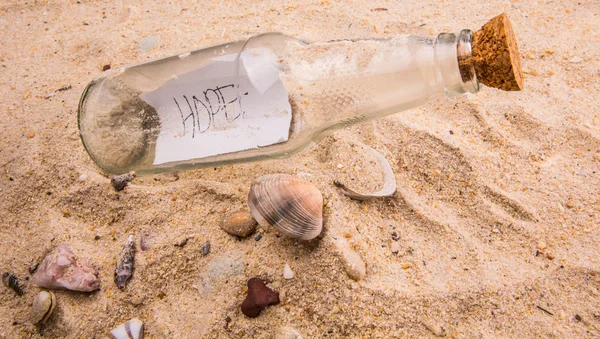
1;0;599;338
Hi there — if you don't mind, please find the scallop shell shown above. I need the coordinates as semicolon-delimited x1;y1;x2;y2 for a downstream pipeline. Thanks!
248;174;323;240
30;291;56;324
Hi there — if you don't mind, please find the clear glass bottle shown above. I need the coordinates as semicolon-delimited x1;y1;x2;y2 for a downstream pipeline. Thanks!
78;30;479;175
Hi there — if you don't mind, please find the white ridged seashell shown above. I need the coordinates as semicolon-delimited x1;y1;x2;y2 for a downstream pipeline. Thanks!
110;318;144;339
248;174;323;240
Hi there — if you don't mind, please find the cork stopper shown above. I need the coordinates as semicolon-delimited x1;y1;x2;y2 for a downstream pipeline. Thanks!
471;13;524;91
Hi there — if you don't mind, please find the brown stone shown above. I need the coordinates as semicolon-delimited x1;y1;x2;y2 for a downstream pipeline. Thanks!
241;278;280;318
221;210;257;237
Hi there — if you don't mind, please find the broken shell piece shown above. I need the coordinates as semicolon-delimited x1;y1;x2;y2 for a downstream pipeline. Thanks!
115;235;136;289
30;291;57;324
275;327;305;339
241;277;280;318
110;318;144;339
248;174;323;240
33;244;100;292
220;210;257;237
334;145;396;200
283;264;294;280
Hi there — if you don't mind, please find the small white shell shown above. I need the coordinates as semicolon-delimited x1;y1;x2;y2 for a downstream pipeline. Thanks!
248;174;323;240
30;291;56;324
110;318;144;339
283;264;294;279
334;145;396;200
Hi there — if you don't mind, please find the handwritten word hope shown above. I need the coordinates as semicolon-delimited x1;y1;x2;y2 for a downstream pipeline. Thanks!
173;84;248;137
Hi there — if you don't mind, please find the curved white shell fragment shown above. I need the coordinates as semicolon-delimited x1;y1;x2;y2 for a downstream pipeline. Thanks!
248;174;323;240
334;146;396;200
283;264;294;279
30;291;56;324
110;318;144;339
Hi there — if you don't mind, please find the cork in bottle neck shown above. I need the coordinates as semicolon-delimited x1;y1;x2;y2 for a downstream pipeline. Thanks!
471;13;524;91
435;30;480;97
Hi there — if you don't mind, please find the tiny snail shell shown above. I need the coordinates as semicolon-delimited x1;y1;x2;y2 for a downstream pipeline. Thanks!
248;174;323;240
30;291;57;324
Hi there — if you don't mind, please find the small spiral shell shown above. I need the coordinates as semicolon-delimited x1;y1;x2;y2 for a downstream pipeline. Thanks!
248;174;323;240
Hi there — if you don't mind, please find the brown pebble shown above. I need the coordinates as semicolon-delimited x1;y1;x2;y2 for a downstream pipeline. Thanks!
221;210;257;238
545;252;555;260
241;278;280;318
574;314;582;321
102;64;111;71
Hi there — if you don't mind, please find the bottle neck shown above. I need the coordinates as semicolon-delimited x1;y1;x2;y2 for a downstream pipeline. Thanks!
435;30;479;96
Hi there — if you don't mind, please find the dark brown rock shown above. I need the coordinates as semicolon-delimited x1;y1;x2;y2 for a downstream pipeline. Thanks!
241;278;280;318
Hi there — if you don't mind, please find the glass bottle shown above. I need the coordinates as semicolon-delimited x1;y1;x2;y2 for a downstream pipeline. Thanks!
78;23;510;175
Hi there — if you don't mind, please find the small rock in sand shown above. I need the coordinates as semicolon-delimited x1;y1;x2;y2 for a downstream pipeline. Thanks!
111;172;135;191
391;242;401;254
241;277;280;318
202;241;211;256
221;210;257;238
536;241;547;250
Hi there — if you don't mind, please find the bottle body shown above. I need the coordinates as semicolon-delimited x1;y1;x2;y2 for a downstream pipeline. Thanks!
78;31;479;175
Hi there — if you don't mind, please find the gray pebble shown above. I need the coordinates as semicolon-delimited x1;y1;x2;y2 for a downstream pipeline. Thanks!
202;242;211;256
111;172;135;191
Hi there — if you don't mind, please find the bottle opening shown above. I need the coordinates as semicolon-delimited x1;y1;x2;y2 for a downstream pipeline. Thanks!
435;30;480;97
457;29;479;94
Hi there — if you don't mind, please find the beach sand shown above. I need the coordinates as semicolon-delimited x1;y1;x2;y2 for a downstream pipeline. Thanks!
1;0;599;338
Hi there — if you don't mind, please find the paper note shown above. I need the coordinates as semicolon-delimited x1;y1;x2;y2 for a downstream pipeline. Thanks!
140;49;292;165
